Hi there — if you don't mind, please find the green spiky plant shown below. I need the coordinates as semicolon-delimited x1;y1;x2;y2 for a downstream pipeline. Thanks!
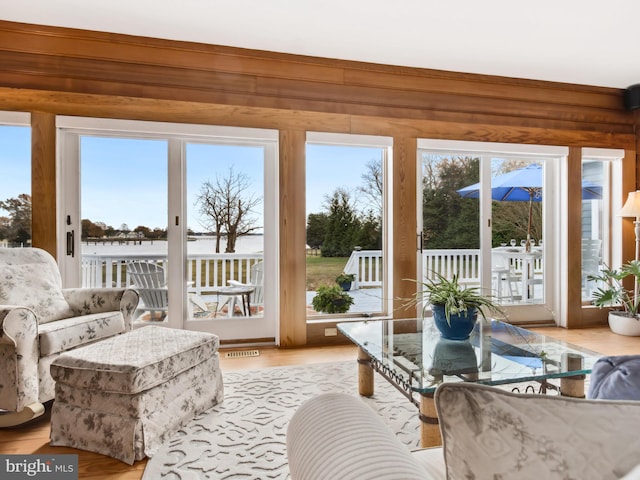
406;272;505;325
588;260;640;316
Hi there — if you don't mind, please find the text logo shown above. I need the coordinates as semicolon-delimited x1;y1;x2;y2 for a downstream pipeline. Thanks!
0;455;78;480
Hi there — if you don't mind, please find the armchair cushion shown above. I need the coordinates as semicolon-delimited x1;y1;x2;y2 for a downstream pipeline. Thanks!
0;263;73;324
38;311;125;356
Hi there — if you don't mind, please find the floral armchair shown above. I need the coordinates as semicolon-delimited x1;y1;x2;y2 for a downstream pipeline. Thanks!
0;247;139;426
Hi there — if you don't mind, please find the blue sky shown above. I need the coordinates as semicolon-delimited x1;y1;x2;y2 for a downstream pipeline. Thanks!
0;127;382;231
0;126;31;204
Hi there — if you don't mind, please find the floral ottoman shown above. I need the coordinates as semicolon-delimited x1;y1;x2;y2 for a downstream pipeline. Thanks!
49;325;224;464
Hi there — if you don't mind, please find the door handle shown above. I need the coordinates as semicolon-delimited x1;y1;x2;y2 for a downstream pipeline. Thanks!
66;230;75;257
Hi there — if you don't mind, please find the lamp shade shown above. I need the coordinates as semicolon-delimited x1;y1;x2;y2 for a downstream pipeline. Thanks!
619;191;640;218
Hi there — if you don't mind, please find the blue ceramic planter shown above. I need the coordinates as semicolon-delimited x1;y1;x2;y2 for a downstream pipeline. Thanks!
431;304;478;340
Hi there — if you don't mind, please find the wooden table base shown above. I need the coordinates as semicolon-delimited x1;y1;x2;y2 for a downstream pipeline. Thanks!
357;347;374;397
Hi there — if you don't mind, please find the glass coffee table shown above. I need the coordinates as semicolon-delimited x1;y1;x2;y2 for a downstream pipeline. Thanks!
337;318;603;447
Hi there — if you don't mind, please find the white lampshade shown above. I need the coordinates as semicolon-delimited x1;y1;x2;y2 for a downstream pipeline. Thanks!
619;191;640;218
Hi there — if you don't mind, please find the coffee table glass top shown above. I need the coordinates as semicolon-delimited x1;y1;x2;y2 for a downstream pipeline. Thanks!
337;318;603;394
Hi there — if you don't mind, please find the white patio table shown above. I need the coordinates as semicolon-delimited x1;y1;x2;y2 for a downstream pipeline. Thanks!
492;247;543;302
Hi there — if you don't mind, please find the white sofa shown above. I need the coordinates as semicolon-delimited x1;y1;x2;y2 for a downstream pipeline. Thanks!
0;247;139;425
287;383;640;480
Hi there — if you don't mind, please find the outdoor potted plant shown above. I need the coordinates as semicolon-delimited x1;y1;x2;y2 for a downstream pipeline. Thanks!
588;260;640;336
312;284;354;314
335;272;356;292
407;273;504;340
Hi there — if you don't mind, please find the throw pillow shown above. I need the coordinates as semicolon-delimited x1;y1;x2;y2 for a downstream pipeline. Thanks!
0;263;74;324
587;355;640;401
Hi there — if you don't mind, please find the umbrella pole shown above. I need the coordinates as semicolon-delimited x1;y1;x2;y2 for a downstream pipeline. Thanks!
526;195;533;252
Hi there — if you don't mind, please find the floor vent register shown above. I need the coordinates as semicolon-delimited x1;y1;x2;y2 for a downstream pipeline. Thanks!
225;350;260;359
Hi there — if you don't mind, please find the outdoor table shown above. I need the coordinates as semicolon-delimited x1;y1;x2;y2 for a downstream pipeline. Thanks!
493;246;543;301
209;285;255;317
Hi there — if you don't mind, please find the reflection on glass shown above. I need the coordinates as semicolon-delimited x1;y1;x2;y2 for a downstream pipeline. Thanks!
581;160;605;303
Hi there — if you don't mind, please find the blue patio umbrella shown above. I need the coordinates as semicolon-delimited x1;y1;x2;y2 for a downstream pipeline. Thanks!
456;163;602;239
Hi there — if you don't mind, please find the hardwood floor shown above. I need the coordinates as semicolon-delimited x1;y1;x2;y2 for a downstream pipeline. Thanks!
2;326;639;479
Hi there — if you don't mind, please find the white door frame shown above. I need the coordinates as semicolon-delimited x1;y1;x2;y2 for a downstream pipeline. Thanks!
57;116;279;343
417;139;565;324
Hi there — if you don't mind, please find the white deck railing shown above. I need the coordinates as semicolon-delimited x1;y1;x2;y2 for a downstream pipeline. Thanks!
81;249;540;292
82;253;262;295
343;249;383;288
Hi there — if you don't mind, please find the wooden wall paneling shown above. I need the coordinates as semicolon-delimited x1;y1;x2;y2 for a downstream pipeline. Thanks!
254;77;630;128
565;147;589;328
279;129;307;347
351;116;636;150
392;136;418;318
0;22;346;84
0;21;633;140
0;20;624;115
30;111;56;257
344;68;623;110
0;85;632;151
0;88;352;134
0;51;630;135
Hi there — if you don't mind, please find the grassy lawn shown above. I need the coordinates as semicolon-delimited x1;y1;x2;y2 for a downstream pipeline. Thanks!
306;255;349;290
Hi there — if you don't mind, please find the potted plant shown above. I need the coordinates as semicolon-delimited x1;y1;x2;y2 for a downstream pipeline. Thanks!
312;284;354;314
407;273;504;340
335;272;356;291
588;260;640;336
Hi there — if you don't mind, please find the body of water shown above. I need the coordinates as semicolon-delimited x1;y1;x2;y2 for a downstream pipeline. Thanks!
81;235;264;255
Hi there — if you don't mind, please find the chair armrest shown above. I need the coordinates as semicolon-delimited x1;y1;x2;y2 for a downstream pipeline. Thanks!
0;306;39;411
287;393;431;480
62;288;139;330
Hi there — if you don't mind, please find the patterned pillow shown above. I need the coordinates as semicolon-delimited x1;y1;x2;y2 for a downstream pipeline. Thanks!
436;383;640;480
0;263;74;324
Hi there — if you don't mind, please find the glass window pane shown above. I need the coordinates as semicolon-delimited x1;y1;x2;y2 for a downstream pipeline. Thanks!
186;143;265;319
0;125;31;247
306;144;385;318
80;136;168;322
581;160;605;302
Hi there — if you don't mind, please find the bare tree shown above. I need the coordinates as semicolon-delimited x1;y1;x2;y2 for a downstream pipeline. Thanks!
357;159;383;215
196;167;262;253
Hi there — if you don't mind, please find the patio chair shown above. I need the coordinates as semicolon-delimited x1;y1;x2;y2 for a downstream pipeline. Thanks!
126;261;168;321
491;251;521;302
227;261;264;315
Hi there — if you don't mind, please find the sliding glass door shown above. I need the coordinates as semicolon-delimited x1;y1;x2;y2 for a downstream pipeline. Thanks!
418;140;562;324
58;118;278;342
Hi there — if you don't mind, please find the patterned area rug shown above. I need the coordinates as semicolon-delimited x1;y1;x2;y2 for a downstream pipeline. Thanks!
142;361;420;480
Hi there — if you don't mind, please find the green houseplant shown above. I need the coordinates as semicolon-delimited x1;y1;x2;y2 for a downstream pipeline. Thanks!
407;273;504;340
588;260;640;336
335;272;356;291
312;284;354;314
